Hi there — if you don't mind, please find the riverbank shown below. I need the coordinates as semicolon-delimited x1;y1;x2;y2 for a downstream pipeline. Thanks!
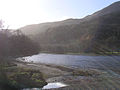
0;60;47;90
1;58;120;90
14;60;120;89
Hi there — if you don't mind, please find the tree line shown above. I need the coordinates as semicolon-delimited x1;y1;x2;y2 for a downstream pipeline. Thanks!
0;21;40;60
0;21;40;90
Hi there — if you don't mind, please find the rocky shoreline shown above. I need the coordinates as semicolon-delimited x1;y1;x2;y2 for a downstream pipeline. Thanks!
14;60;103;89
1;59;120;90
15;59;120;90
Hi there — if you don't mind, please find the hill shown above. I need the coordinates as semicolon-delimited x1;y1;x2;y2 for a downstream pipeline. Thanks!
20;1;120;54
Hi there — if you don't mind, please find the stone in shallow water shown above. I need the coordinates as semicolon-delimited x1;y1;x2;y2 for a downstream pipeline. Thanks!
42;82;68;89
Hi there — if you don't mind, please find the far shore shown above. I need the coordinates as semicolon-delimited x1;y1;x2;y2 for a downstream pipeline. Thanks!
39;51;120;56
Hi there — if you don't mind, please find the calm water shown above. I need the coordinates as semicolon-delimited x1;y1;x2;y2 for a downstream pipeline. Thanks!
23;53;120;70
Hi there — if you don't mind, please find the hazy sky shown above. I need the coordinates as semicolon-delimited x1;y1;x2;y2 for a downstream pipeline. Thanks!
0;0;119;29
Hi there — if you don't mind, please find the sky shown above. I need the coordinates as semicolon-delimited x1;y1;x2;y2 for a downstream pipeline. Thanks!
0;0;119;29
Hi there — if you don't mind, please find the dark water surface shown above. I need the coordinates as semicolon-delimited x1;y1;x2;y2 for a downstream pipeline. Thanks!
23;53;120;70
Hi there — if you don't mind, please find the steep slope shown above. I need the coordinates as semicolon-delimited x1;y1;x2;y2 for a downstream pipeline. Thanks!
20;19;82;36
20;1;120;53
85;1;120;20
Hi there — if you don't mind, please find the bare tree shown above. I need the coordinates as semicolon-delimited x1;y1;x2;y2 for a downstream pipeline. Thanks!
0;20;3;30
